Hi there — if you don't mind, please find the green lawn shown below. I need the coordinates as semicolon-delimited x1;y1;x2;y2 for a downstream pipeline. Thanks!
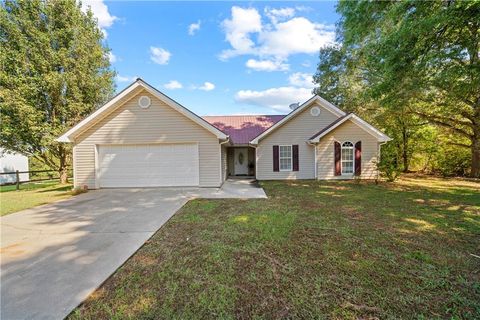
0;181;73;216
70;176;480;319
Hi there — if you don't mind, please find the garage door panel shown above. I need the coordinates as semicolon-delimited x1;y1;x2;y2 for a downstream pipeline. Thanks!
98;144;199;187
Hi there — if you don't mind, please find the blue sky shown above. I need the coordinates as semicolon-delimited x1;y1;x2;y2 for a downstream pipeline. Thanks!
83;1;339;116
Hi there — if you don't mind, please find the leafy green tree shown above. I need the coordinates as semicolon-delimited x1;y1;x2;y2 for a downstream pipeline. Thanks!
335;0;480;177
314;45;423;172
0;0;115;183
313;46;352;110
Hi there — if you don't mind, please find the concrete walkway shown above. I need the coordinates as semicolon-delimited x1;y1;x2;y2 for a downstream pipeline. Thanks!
0;180;266;320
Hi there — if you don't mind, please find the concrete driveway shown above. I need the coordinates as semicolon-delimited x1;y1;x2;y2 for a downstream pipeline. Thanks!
1;180;266;320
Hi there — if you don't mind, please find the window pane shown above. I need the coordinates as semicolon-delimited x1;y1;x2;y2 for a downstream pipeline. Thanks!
279;145;292;171
342;161;353;173
279;146;291;158
341;142;354;174
342;149;352;161
280;158;292;170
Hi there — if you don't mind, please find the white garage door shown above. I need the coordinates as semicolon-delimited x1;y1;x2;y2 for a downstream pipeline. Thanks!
98;144;199;187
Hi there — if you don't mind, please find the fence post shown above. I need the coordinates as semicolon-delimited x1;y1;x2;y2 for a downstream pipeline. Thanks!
16;170;20;190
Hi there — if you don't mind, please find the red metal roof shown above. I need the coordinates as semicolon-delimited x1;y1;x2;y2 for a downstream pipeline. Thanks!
202;115;286;144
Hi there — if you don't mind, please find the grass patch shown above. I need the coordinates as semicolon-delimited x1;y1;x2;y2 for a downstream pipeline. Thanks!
70;175;480;319
0;182;73;216
0;181;59;193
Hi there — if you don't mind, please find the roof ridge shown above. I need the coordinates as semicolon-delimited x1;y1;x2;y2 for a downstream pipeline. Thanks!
202;114;287;117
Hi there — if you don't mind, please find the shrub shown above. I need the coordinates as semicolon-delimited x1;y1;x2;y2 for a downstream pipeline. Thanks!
436;146;471;177
70;186;88;196
377;143;402;182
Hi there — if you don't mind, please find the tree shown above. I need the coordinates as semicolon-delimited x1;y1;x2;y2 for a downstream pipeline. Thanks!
313;45;424;172
0;0;115;183
334;0;480;177
313;46;351;110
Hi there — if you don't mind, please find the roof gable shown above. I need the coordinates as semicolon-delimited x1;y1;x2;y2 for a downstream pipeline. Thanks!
57;79;228;142
308;113;391;143
249;95;346;145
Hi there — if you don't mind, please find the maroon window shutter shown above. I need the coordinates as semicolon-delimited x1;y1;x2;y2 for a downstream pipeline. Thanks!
292;145;299;171
355;141;362;176
334;141;341;176
273;145;279;172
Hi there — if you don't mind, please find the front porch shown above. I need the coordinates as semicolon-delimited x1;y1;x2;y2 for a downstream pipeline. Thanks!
226;146;256;178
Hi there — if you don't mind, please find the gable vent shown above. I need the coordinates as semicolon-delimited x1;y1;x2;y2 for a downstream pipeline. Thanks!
138;96;151;109
310;106;321;116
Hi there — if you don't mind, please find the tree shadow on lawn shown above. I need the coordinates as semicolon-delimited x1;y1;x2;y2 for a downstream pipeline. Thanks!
296;179;479;235
260;179;480;317
70;178;480;319
37;185;72;193
0;182;58;193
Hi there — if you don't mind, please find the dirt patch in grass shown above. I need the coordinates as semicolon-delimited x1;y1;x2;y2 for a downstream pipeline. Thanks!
70;176;480;319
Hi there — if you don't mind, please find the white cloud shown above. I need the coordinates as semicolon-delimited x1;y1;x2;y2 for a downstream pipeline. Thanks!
150;47;171;65
301;60;311;67
107;52;117;63
258;18;335;58
198;82;215;91
245;59;289;72
164;80;183;90
220;6;335;68
220;6;262;59
81;0;118;36
288;72;314;88
235;86;312;112
116;75;136;83
264;7;295;23
188;21;201;35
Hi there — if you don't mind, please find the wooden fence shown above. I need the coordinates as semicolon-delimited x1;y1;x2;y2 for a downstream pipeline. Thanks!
0;169;73;190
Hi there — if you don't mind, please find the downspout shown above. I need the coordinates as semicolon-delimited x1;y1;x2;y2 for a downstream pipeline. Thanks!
249;143;258;180
307;140;318;180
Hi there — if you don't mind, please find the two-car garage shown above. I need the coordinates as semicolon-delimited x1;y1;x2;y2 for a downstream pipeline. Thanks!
97;144;200;188
60;79;228;189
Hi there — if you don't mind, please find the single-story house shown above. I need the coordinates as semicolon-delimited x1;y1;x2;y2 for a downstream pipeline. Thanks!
57;78;391;189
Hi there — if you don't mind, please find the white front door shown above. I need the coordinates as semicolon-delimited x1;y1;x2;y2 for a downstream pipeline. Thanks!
234;148;248;175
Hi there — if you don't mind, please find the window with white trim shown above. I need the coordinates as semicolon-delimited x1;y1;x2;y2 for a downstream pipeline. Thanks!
341;141;354;174
279;145;292;171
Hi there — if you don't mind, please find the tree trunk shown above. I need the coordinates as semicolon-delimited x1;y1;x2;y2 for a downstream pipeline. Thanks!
402;147;409;172
59;166;68;184
472;128;480;178
471;98;480;178
59;146;69;184
401;125;410;172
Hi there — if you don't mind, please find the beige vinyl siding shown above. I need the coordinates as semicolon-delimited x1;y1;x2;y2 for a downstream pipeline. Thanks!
73;144;96;188
227;148;234;176
221;144;227;182
73;89;221;188
316;120;379;179
256;102;340;180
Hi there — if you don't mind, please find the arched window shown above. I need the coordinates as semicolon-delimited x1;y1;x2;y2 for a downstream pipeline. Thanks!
341;141;354;174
